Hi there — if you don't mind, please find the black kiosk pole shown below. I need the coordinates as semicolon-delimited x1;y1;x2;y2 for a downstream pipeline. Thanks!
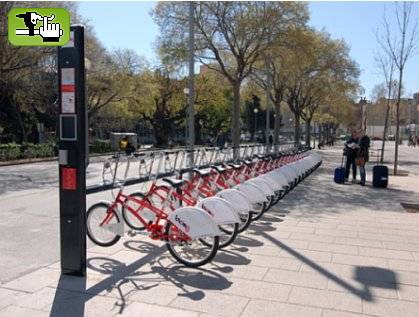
57;26;87;276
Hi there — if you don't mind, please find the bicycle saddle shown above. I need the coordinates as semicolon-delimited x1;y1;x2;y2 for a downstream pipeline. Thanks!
244;160;253;166
227;163;242;170
193;168;211;177
162;178;185;188
210;165;225;173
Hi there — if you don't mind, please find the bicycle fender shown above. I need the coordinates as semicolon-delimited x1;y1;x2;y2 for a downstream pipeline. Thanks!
234;182;267;203
215;189;251;215
268;171;290;189
197;197;240;225
246;178;275;197
168;207;222;239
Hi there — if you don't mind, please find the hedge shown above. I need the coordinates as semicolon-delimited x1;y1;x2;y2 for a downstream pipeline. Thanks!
0;143;21;161
0;143;56;161
90;139;112;153
0;139;112;161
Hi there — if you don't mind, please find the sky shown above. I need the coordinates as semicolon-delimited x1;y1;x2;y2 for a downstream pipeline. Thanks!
78;1;419;100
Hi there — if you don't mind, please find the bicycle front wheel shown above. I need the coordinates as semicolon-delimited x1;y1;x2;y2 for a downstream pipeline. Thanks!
165;222;219;267
122;192;147;231
87;202;121;247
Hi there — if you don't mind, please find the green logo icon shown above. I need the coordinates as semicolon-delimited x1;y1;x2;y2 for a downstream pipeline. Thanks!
8;8;70;46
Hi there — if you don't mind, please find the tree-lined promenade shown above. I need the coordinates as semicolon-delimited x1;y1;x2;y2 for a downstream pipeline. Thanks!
0;2;416;163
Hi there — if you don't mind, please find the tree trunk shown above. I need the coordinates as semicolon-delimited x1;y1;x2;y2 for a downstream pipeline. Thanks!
273;99;281;149
293;112;300;146
305;119;311;147
14;102;27;142
394;67;403;175
380;98;391;163
232;81;241;159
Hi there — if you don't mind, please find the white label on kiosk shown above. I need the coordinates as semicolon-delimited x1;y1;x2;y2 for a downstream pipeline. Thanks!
61;92;75;113
61;68;75;85
61;68;75;113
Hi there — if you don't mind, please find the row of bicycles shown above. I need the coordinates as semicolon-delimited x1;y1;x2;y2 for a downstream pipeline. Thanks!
86;146;322;267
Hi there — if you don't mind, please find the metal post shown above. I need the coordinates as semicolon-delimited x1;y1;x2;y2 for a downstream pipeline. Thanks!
57;26;87;276
265;69;271;146
188;1;195;175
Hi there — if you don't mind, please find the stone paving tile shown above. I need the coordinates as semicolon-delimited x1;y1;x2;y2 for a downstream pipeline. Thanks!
2;268;61;293
0;288;27;310
363;297;419;317
288;286;362;313
241;244;283;257
398;284;419;302
280;248;333;263
379;228;419;239
289;232;335;243
332;254;389;268
314;228;358;238
126;283;181;306
263;268;328;289
358;232;410;243
170;291;249;317
121;302;199;317
388;259;419;273
413;252;419;262
88;244;126;256
276;225;316;234
397;271;419;286
259;237;311;250
0;305;48;317
248;254;302;271
14;287;58;311
383;241;419;252
308;241;359;255
335;237;384;248
221;277;292;302
327;277;398;300
45;290;122;317
337;224;377;233
297;221;339;229
322;309;371;317
358;246;414;260
207;263;268;281
240;299;322;317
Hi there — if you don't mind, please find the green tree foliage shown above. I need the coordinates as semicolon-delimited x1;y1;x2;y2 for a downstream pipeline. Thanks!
153;1;308;151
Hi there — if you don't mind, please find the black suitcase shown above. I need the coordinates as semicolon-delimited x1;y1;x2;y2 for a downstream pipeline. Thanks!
373;165;388;188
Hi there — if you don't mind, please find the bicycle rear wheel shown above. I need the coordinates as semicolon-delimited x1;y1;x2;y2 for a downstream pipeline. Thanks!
165;222;219;267
238;212;252;233
200;223;239;249
86;202;121;247
250;201;267;221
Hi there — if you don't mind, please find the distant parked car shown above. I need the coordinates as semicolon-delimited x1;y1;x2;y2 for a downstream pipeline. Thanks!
372;136;382;141
387;134;395;141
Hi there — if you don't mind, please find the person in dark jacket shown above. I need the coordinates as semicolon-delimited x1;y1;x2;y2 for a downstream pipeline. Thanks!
344;131;359;183
357;130;370;186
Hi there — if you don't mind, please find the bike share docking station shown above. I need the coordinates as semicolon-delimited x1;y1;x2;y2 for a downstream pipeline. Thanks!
57;26;87;276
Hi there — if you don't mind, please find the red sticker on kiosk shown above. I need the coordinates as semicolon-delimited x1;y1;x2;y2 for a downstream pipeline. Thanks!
62;167;77;190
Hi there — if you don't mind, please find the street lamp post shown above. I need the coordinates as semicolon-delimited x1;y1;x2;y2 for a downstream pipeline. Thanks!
253;108;259;142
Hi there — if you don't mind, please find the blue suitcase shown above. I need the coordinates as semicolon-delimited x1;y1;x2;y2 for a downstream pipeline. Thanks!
334;156;346;184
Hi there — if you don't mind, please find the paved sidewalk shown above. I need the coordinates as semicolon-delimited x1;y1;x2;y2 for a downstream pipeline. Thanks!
1;146;419;317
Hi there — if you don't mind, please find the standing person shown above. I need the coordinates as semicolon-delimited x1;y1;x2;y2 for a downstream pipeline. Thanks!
357;130;370;186
344;131;359;183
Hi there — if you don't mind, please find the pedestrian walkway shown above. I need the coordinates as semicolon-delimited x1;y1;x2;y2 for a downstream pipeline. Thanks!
1;146;419;317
